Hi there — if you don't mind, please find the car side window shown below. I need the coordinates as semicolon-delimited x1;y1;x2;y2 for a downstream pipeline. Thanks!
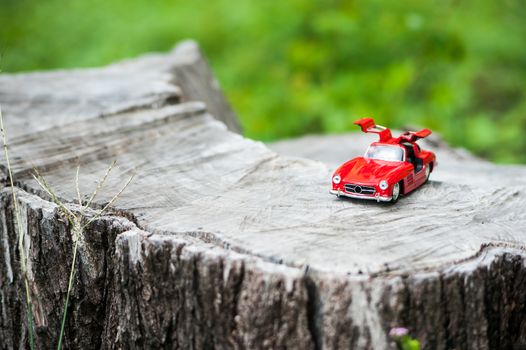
403;144;414;164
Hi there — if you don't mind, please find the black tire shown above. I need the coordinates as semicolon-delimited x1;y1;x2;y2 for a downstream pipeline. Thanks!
391;181;401;203
425;163;431;182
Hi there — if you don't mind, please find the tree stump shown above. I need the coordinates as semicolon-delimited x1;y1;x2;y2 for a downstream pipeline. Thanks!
0;40;525;349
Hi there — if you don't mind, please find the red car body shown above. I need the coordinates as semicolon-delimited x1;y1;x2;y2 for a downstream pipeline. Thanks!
330;118;436;202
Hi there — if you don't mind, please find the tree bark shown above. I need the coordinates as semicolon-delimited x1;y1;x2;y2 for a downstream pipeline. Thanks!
1;40;525;349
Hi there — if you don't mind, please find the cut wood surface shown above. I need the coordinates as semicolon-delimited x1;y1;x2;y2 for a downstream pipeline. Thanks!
1;40;525;349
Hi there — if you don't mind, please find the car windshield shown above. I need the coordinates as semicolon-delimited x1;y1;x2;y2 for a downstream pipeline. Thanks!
365;145;404;162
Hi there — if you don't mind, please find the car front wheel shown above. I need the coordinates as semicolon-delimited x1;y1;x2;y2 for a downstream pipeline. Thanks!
391;182;401;203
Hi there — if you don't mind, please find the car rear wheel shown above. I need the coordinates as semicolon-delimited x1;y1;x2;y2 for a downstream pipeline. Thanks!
425;164;431;182
391;182;401;203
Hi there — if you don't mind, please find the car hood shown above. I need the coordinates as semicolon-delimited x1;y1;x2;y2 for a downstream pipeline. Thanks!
341;157;404;184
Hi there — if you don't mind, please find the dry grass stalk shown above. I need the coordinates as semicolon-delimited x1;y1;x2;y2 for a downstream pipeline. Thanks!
33;165;134;350
0;103;36;350
1;102;134;349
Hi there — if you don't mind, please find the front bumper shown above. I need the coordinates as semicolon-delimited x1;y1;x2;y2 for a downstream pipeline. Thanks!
330;189;392;202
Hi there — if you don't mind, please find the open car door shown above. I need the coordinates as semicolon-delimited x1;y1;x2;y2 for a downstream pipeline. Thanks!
353;118;393;142
400;129;432;143
354;118;432;143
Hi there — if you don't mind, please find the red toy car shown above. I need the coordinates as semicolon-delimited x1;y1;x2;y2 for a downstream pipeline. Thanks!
330;118;436;203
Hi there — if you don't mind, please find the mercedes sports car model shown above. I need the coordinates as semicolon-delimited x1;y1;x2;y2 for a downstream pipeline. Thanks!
330;118;436;203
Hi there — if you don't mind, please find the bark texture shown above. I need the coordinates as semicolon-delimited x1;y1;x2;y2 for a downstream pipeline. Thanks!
1;40;525;349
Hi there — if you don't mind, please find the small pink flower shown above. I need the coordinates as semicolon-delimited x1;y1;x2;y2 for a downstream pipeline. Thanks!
389;327;409;338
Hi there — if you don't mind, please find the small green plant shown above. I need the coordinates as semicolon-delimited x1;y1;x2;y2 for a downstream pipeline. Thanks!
389;327;421;350
1;103;134;349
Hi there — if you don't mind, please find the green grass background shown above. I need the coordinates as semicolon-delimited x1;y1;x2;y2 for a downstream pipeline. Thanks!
1;0;525;163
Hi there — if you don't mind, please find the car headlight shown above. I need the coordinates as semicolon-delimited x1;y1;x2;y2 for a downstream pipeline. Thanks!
333;175;341;184
379;180;388;190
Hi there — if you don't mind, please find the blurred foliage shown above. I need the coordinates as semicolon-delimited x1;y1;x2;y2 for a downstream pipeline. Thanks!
1;0;525;163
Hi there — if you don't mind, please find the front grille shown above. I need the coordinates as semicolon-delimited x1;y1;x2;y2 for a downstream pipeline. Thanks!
344;183;376;195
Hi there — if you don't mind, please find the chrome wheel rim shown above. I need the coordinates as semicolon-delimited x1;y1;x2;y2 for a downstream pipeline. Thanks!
392;183;400;200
